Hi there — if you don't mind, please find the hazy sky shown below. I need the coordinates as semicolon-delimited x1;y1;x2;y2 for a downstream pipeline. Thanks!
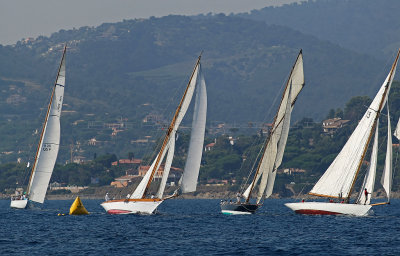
0;0;299;45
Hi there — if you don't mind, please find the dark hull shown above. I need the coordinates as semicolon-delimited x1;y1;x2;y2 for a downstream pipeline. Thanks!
220;203;259;214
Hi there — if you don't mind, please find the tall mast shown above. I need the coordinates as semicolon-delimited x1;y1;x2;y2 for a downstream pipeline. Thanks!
142;54;202;198
346;49;400;202
245;50;303;203
27;44;67;194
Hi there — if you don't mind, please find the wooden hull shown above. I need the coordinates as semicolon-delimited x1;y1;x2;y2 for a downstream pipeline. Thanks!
10;199;28;209
285;202;372;216
220;202;260;215
101;198;163;215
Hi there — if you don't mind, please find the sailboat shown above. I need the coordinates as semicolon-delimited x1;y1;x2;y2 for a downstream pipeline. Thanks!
101;54;207;214
220;50;305;214
10;45;67;209
285;49;400;216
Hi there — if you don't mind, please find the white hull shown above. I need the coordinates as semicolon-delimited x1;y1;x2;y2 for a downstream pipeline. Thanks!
10;199;28;209
101;199;163;215
221;210;252;215
285;202;372;216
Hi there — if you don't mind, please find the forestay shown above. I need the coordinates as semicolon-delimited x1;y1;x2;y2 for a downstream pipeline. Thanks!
310;66;396;199
28;47;66;204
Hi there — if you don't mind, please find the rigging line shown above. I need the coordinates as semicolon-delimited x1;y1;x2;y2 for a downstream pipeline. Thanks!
295;184;307;201
368;50;398;96
239;138;265;193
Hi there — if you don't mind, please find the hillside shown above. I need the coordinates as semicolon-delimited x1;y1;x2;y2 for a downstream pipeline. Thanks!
0;14;391;162
240;0;400;60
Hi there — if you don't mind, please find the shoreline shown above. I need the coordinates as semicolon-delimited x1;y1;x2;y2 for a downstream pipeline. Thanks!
2;190;399;201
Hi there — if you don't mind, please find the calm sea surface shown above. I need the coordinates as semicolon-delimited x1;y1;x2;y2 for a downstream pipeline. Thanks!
1;198;399;255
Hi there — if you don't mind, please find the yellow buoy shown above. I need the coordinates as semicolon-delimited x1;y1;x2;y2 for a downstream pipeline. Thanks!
69;196;89;215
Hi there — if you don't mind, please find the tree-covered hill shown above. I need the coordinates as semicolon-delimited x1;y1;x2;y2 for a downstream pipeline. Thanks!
240;0;400;60
0;14;387;122
0;13;392;162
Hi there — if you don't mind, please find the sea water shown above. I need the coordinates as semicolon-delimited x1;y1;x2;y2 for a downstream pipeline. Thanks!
1;199;399;255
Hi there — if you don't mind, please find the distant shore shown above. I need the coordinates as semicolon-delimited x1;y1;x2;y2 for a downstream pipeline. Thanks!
2;187;399;201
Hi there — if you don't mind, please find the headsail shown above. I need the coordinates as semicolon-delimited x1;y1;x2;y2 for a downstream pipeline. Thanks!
243;50;304;202
357;122;379;205
263;80;293;199
394;118;400;140
180;66;207;193
27;45;66;204
381;104;393;201
310;51;399;199
156;132;176;198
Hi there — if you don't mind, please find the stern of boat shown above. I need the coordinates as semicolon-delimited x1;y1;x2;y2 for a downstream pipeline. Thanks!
10;199;28;209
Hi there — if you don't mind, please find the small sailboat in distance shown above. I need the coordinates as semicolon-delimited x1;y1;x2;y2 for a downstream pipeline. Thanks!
101;54;207;214
220;50;305;214
10;45;67;209
285;49;400;216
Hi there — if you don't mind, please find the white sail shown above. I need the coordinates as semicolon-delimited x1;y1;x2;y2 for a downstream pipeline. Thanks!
131;148;168;199
357;122;379;205
394;118;400;140
310;65;396;198
156;132;176;198
381;105;393;201
131;59;202;199
264;81;293;199
287;50;305;105
255;135;278;202
180;68;207;193
27;48;66;204
243;50;304;201
174;64;199;131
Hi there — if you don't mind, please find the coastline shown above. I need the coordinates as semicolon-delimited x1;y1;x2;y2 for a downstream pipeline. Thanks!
2;186;398;201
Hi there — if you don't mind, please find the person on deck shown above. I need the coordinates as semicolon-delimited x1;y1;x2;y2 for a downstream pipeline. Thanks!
236;192;241;203
105;193;110;202
364;188;370;205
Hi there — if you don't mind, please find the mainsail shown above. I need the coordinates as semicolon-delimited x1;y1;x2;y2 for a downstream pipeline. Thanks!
27;46;66;204
243;50;305;203
310;51;399;199
131;56;206;200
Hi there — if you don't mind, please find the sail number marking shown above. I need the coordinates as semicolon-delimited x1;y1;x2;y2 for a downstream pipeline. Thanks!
42;144;52;151
57;96;63;111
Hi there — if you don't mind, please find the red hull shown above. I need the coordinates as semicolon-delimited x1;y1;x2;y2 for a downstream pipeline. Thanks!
295;209;340;215
107;209;132;214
